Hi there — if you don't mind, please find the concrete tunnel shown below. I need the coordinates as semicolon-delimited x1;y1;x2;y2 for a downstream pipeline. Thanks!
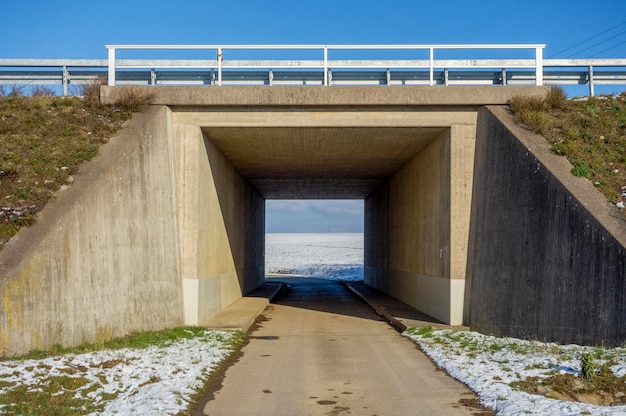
166;87;500;328
11;85;626;353
180;120;472;326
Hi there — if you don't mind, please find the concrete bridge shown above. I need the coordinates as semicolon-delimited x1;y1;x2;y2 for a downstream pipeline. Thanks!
2;85;626;354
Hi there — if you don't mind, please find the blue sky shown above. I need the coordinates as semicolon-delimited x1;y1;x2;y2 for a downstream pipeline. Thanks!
266;200;363;233
2;0;625;233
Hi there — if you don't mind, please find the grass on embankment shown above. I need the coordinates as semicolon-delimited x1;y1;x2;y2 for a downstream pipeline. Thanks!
2;86;625;248
0;84;154;249
508;87;626;216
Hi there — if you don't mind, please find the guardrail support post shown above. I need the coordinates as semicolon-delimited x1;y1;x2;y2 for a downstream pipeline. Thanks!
535;46;543;86
107;47;116;86
62;66;69;96
589;65;595;96
323;47;328;86
217;48;224;86
429;47;434;86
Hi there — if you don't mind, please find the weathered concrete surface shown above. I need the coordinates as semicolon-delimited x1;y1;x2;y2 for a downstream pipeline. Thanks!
174;123;265;325
101;85;549;107
175;110;474;199
465;106;626;346
0;106;184;354
0;103;267;354
3;86;561;354
201;278;484;416
346;281;470;332
203;282;282;332
364;125;475;326
173;96;484;326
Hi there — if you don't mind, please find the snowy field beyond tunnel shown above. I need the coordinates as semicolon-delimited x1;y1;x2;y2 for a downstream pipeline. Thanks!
265;233;364;282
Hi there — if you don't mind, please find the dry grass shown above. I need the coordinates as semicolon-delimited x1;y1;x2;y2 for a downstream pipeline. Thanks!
512;367;626;407
509;87;626;214
0;84;153;249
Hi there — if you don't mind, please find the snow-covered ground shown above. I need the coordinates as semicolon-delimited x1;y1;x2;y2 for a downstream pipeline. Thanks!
265;232;363;281
2;233;625;415
405;328;626;415
0;330;241;415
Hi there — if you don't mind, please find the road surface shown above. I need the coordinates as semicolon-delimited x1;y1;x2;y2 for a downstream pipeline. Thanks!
201;278;487;416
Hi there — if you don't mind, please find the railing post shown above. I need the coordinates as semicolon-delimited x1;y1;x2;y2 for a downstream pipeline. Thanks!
323;46;328;86
107;47;116;86
217;48;223;86
535;46;544;86
62;65;69;96
589;65;595;96
429;47;434;86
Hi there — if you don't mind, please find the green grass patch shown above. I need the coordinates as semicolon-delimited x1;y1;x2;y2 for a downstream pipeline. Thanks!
3;326;242;361
0;85;154;250
0;377;108;416
509;88;626;216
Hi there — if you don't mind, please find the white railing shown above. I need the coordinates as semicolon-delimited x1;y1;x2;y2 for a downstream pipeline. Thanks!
105;44;546;87
2;44;626;96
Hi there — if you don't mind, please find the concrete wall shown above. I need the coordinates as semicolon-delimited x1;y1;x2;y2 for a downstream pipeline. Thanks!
2;86;556;354
465;106;626;346
102;85;551;107
175;123;265;325
0;105;266;354
0;106;184;354
365;124;476;325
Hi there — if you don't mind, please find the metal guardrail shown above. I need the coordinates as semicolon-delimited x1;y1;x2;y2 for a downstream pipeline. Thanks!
0;44;625;96
105;44;547;87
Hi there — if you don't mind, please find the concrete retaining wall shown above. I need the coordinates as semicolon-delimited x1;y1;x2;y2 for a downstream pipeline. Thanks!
0;104;266;354
365;125;475;326
465;106;626;346
175;123;265;325
0;106;184;354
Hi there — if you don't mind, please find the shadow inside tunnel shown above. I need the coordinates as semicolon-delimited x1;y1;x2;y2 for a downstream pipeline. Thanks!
253;276;445;328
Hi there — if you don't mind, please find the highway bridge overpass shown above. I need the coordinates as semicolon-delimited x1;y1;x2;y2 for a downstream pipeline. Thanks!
2;85;626;354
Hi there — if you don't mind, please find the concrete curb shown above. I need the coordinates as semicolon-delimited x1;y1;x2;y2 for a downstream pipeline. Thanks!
345;283;408;333
204;282;283;333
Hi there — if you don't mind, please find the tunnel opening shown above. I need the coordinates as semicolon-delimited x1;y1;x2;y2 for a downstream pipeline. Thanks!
178;105;478;328
265;199;364;282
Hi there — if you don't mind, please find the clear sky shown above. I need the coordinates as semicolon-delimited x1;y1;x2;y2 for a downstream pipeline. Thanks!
2;0;625;233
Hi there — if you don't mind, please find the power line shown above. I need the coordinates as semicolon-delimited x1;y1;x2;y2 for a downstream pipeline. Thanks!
589;39;626;58
548;21;626;58
569;30;626;58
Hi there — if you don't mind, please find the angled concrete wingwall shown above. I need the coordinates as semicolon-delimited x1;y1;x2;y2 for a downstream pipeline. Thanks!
465;106;626;346
0;107;184;354
0;105;265;354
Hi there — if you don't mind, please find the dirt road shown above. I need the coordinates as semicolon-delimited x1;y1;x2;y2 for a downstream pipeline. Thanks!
201;278;486;416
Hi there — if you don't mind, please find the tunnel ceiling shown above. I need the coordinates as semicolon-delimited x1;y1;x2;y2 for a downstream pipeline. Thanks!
202;126;447;199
